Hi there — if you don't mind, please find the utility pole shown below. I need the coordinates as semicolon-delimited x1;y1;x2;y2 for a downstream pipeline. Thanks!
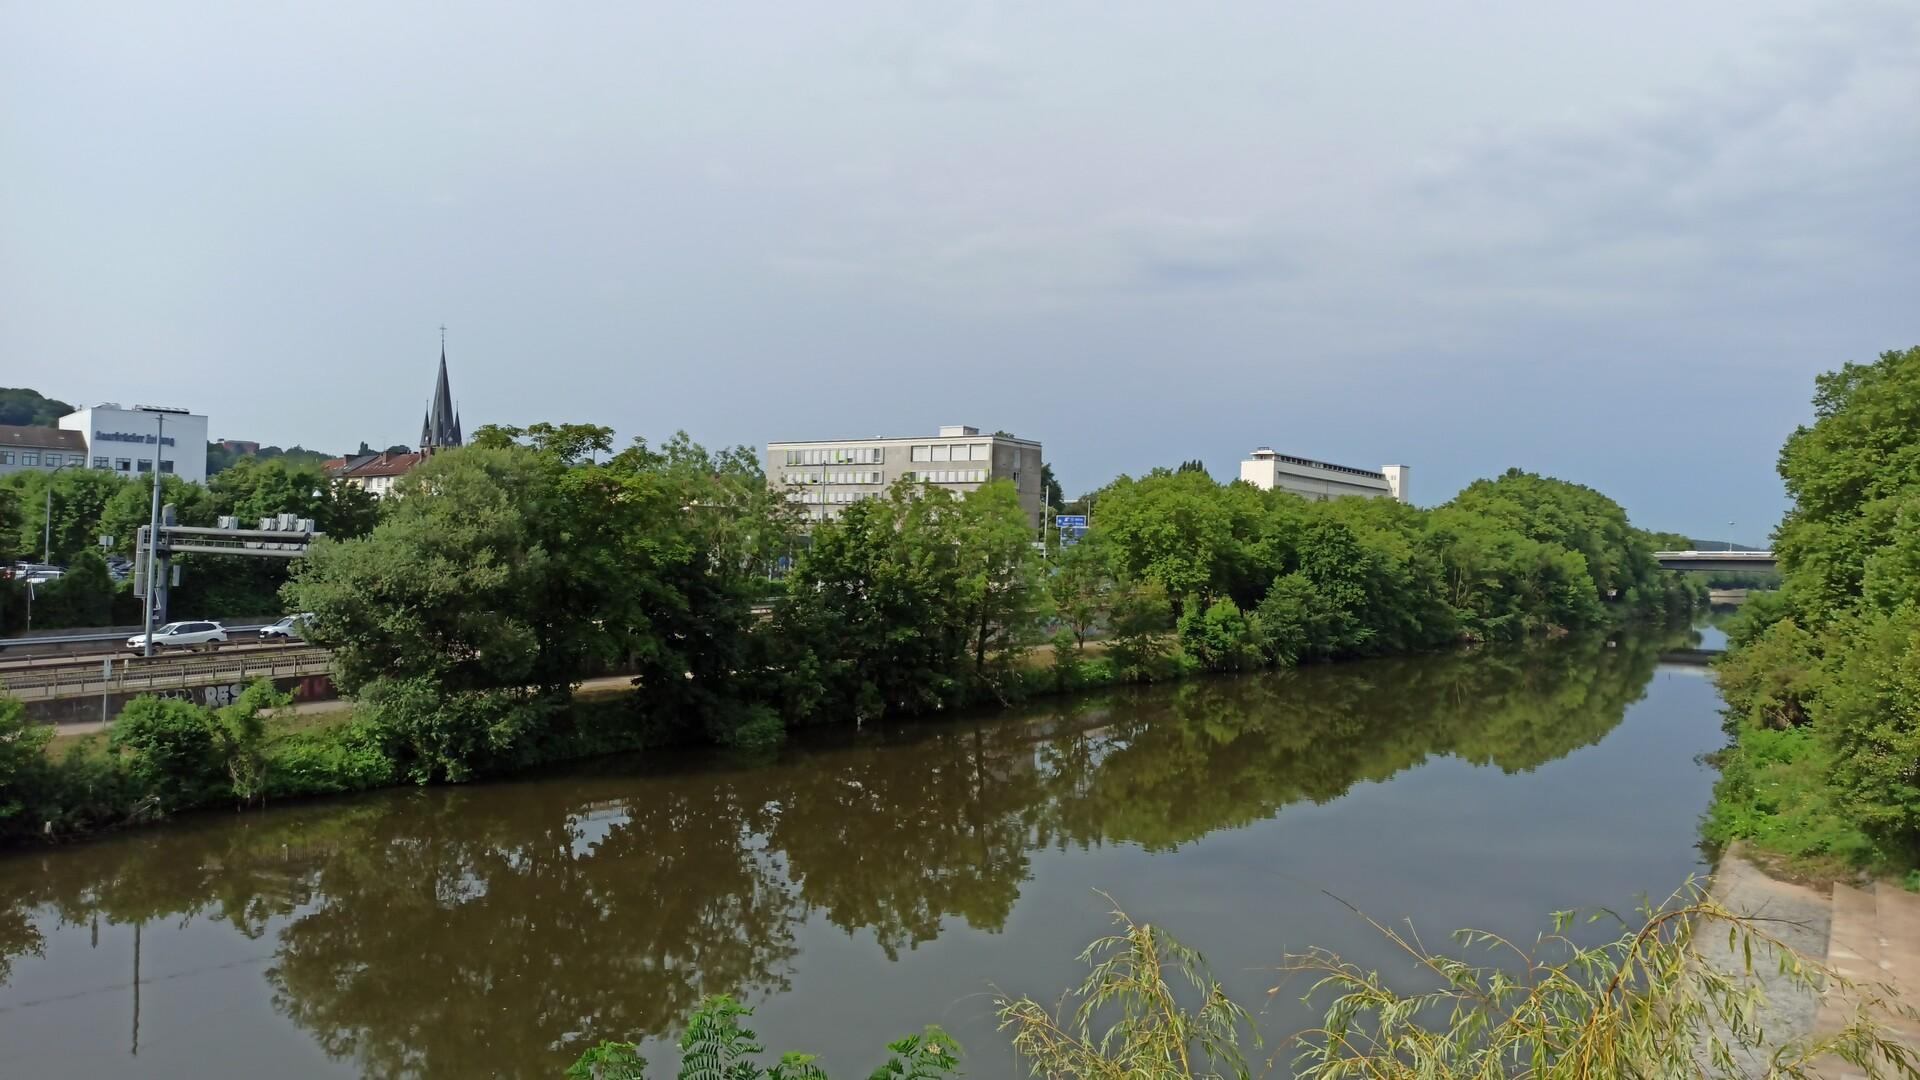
42;462;73;563
142;414;165;659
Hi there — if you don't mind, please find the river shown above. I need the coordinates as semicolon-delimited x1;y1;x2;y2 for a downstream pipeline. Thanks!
0;626;1727;1078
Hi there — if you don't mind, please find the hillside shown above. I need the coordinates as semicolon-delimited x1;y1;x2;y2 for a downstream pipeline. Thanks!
0;387;75;427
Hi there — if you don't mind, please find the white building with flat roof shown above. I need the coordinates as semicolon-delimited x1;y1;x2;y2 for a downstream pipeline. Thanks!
1239;447;1408;504
59;404;209;484
767;425;1045;527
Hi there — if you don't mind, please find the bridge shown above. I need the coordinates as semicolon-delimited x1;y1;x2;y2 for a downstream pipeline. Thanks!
1653;550;1777;572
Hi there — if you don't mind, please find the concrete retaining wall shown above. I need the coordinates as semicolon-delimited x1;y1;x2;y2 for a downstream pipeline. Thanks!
27;671;337;725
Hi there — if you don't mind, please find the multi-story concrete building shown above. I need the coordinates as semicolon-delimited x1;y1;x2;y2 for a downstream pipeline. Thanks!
767;425;1045;528
58;404;209;484
1239;447;1408;504
0;425;90;477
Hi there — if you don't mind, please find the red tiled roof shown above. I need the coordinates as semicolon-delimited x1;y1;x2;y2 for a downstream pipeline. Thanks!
0;425;87;452
335;451;426;479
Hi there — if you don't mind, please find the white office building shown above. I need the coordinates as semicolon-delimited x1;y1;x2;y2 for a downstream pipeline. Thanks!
1239;447;1408;504
767;425;1045;527
59;404;209;485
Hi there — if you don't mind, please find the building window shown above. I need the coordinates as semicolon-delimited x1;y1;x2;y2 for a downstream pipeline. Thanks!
93;456;108;468
971;443;989;461
930;444;950;462
160;460;175;474
20;452;39;466
784;450;799;466
116;458;132;471
136;459;152;473
0;450;10;465
68;454;83;466
910;445;930;462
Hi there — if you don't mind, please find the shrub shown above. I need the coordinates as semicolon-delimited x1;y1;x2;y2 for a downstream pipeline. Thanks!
1177;598;1264;673
358;677;554;783
567;995;958;1080
213;680;291;805
1817;606;1920;846
265;718;399;798
0;691;50;828
109;695;225;814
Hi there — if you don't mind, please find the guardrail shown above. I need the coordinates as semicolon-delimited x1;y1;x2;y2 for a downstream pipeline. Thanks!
0;647;334;703
0;625;278;660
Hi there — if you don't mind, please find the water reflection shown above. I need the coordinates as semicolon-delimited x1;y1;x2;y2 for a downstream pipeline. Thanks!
0;628;1690;1078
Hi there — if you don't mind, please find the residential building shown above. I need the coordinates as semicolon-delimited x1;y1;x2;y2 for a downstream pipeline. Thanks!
58;404;209;484
766;425;1045;528
327;342;466;496
0;424;89;477
328;449;427;497
1239;447;1409;504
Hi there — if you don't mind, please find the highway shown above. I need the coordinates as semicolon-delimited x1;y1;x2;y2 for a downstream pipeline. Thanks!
1;640;332;705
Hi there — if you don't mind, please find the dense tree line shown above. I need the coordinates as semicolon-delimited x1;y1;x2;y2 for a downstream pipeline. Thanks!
1709;345;1920;866
0;421;1698;843
0;457;380;631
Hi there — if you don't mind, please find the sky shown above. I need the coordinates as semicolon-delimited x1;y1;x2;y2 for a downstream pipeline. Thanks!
3;2;1915;543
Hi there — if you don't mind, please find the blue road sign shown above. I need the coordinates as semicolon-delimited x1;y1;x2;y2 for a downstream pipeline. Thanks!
1055;515;1087;528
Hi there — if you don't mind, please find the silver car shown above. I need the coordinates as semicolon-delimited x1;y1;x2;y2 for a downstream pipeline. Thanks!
127;621;229;651
258;614;312;640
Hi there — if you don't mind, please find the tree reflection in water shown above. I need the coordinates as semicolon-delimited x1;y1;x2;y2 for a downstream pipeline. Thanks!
0;628;1684;1078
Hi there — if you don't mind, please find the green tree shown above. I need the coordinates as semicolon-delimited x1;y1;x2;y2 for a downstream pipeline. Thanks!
31;548;114;628
1177;597;1263;672
1106;579;1176;681
1047;538;1113;649
954;481;1047;676
1711;345;1920;862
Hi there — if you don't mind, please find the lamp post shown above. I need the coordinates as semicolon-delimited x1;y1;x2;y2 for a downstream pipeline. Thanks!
43;461;77;563
141;414;166;659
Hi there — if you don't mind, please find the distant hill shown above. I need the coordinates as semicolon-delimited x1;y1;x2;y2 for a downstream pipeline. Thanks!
0;387;75;427
206;442;339;476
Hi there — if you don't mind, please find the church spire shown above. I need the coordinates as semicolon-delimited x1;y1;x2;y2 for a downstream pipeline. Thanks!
421;335;462;454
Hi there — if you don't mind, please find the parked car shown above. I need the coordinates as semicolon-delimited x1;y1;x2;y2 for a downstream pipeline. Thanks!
126;621;229;651
258;614;312;640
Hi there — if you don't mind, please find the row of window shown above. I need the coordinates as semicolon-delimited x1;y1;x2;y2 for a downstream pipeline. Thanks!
786;490;882;505
910;443;992;463
0;451;85;467
781;471;886;486
783;446;886;466
904;469;987;484
0;450;173;473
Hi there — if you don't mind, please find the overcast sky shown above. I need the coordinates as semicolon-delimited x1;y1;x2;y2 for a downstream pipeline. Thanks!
4;2;1915;541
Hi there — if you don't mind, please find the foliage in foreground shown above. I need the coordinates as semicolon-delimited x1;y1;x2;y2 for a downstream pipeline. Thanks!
997;891;1920;1079
1709;345;1920;867
566;995;958;1080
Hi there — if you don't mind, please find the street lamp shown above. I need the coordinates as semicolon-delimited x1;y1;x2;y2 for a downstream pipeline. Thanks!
141;413;167;659
43;461;78;563
1727;522;1735;553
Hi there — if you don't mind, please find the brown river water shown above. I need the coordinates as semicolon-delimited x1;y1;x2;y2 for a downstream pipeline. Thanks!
0;627;1727;1078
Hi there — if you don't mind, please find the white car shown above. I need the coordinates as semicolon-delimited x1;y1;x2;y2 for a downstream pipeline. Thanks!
258;614;312;640
127;621;229;651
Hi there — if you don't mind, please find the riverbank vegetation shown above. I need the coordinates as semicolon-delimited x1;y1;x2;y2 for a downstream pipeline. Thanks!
989;891;1915;1079
1707;345;1920;870
0;421;1701;845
